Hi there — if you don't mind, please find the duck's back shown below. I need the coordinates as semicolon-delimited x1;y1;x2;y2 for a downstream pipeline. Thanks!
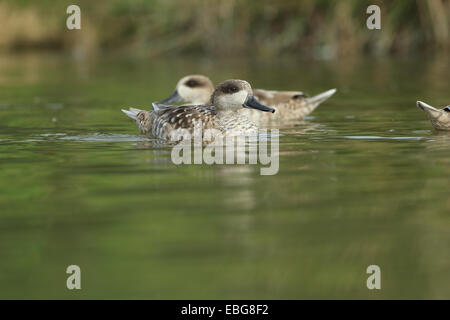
254;89;306;105
240;89;308;123
150;104;220;140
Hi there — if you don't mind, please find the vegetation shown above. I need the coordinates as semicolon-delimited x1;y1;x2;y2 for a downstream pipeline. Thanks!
1;0;449;57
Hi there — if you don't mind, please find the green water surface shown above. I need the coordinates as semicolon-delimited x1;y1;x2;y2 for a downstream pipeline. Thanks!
0;53;449;299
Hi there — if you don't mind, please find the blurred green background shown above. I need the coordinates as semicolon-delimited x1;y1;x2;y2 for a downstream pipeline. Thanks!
1;0;449;58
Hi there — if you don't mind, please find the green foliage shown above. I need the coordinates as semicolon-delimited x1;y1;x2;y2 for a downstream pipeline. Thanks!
1;0;449;56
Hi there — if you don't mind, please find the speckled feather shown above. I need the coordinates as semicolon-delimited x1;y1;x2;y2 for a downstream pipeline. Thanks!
123;79;272;140
417;101;450;131
129;104;258;140
156;75;336;125
240;89;314;123
133;105;220;140
429;113;450;130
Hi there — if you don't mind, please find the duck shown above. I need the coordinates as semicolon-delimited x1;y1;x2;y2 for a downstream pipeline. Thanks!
159;75;215;105
156;74;336;124
416;101;450;131
242;87;337;123
122;79;275;141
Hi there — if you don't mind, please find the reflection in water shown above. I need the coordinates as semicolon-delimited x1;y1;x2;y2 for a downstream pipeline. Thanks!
217;166;257;211
0;54;450;299
343;136;424;140
424;131;450;151
274;121;326;135
58;133;150;142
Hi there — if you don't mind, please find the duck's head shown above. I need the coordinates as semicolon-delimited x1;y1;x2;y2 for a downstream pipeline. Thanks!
416;101;450;130
159;75;213;105
211;80;275;113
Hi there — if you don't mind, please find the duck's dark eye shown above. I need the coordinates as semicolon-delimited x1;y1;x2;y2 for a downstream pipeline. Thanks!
185;80;200;88
444;106;450;113
292;93;308;100
224;85;239;94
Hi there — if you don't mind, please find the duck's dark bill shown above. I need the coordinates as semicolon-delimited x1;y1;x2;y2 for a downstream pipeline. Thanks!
158;90;184;104
243;95;275;113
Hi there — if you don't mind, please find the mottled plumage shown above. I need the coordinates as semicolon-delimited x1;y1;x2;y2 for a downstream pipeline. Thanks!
416;101;450;131
122;80;275;140
157;75;336;124
242;88;336;123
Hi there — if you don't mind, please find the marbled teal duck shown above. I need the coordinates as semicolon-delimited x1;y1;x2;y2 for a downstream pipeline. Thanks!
156;75;336;124
122;79;275;140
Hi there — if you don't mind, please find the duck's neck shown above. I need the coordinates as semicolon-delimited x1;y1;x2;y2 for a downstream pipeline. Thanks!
192;99;208;104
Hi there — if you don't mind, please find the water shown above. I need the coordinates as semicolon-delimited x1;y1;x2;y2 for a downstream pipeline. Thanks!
0;53;449;299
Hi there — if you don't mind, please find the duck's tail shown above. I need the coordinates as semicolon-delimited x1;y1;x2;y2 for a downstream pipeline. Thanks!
306;88;337;107
122;107;152;134
416;101;439;113
121;107;144;120
292;88;337;118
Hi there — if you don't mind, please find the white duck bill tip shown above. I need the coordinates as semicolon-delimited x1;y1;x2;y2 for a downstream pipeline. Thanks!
416;101;439;112
306;88;337;104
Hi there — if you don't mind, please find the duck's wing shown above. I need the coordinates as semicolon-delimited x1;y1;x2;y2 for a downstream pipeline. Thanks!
154;105;216;127
152;102;173;112
245;88;336;122
151;105;220;139
254;88;337;106
152;102;212;111
254;89;308;105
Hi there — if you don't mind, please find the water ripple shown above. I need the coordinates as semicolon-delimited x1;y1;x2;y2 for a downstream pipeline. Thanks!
342;135;424;141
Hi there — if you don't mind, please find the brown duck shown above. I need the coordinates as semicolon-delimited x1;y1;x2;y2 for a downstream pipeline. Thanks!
122;79;275;140
156;74;336;124
417;101;450;131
